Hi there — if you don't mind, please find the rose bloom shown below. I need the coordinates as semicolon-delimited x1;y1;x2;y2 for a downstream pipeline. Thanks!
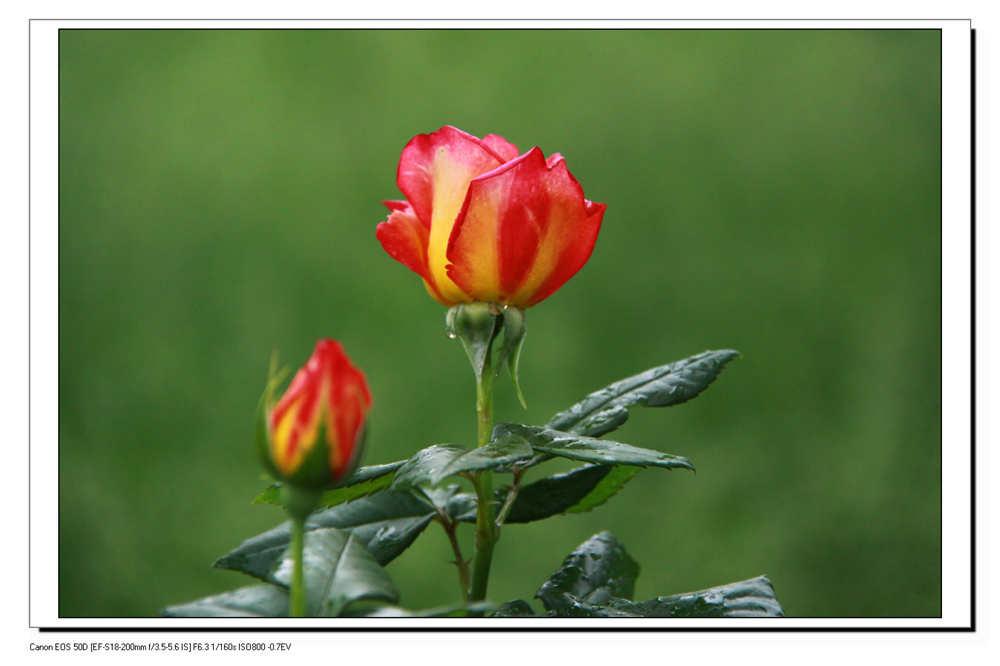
377;126;606;308
266;340;372;486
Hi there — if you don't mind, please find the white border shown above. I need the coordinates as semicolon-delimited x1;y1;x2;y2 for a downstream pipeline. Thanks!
29;18;973;631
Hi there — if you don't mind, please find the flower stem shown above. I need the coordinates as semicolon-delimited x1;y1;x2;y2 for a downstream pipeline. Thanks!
494;468;525;532
289;515;306;617
468;350;496;605
437;516;470;603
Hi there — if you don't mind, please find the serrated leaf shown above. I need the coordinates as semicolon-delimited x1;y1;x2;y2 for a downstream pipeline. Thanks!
272;528;398;617
494;423;694;471
161;585;288;618
490;600;538;617
565;465;642;514
253;460;408;508
390;444;469;491
547;350;740;437
549;575;786;618
614;575;785;618
501;464;641;523
421;484;479;520
536;531;640;613
433;434;533;484
214;489;438;580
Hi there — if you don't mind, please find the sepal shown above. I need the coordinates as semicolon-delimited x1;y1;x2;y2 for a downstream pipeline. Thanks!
495;305;527;408
446;302;502;381
283;420;333;494
255;362;289;481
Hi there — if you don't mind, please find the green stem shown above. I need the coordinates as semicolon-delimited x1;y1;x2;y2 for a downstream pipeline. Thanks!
468;351;496;604
289;515;306;617
475;345;494;450
494;468;525;532
438;517;470;603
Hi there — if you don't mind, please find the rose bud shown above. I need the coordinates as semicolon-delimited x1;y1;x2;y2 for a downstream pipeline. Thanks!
258;340;372;493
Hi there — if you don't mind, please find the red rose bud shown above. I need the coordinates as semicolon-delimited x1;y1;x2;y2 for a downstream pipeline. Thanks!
263;340;372;490
377;126;606;308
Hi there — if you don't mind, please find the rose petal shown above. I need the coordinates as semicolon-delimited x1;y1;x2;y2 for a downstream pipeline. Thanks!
328;355;372;481
523;197;605;307
446;147;602;307
482;134;520;162
396;126;503;304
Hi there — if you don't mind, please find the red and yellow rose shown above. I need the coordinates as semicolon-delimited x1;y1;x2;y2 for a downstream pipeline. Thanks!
262;339;372;488
377;126;606;308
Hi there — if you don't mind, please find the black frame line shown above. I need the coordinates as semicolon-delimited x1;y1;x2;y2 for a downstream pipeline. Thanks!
33;20;974;632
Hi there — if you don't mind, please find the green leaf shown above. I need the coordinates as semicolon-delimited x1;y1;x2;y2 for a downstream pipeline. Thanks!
390;444;470;491
549;576;786;618
272;527;398;617
433;434;533;483
490;600;538;617
547;350;740;437
494;423;694;471
615;575;785;618
422;484;479;521
501;464;641;523
214;489;439;580
253;460;407;508
537;531;640;614
565;466;643;514
161;585;288;618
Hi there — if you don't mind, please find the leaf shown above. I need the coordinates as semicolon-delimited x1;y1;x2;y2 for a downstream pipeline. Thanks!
502;464;641;523
494;423;695;472
422;484;478;521
433;434;533;483
614;575;785;618
389;444;469;491
214;489;439;580
161;585;288;618
536;531;640;613
253;460;408;508
547;350;740;437
565;466;642;514
549;576;786;618
490;600;538;617
272;527;398;617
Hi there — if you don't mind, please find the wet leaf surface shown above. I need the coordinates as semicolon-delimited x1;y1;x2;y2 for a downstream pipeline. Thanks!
536;531;640;612
253;460;408;509
214;489;439;580
271;527;398;617
161;584;288;618
493;423;694;471
547;350;739;437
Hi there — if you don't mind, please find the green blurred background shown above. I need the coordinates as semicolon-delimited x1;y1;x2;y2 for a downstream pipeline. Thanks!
58;29;941;618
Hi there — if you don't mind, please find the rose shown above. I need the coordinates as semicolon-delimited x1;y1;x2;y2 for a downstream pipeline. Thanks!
259;339;372;490
377;126;606;308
